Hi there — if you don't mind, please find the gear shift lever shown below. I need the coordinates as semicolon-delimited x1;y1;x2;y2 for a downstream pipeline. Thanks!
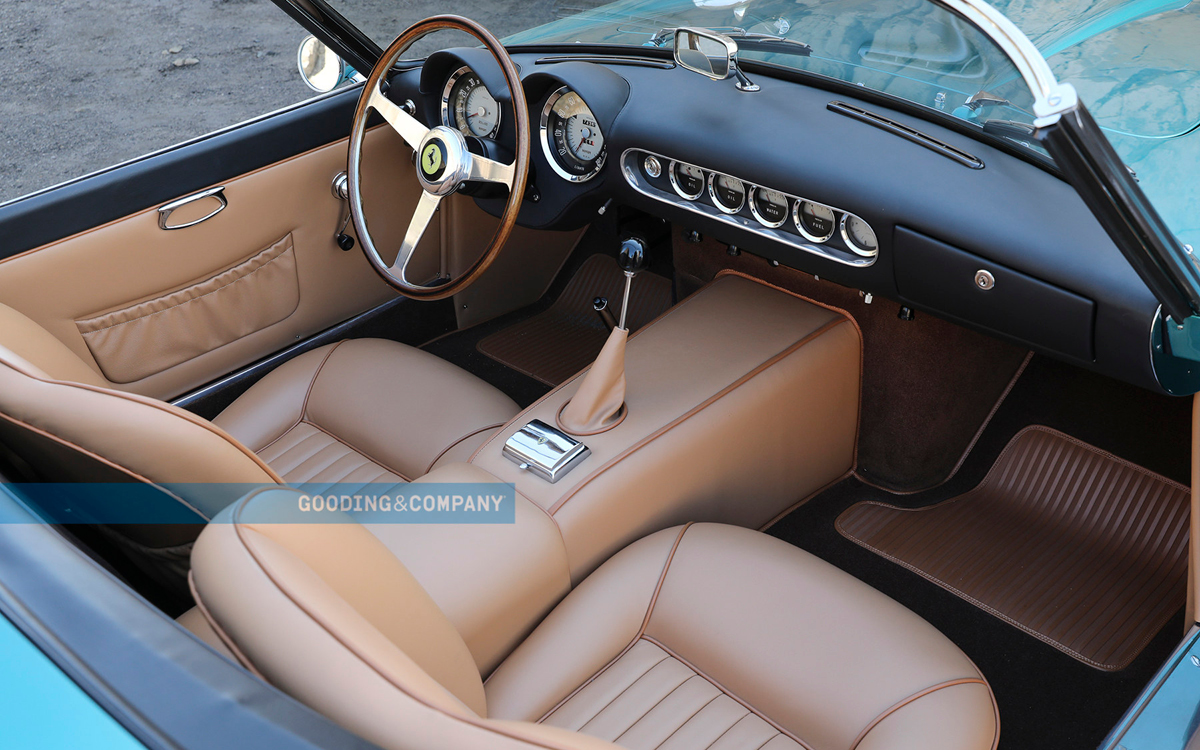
617;237;647;330
558;237;648;435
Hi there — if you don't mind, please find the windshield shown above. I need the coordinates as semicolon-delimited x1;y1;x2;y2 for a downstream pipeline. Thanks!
335;0;1200;248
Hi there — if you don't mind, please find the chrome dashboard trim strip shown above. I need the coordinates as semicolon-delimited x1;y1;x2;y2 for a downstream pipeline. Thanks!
827;101;984;169
620;148;876;268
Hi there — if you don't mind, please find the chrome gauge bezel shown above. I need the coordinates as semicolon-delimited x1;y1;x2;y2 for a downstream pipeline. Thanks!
668;160;705;201
840;213;879;257
793;200;837;244
441;66;501;139
539;85;606;184
619;148;879;269
708;172;746;214
749;186;790;229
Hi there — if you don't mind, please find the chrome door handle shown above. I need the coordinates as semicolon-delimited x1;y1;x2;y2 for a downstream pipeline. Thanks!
157;186;227;230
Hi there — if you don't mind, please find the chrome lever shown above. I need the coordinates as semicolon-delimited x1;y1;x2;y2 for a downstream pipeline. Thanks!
157;186;227;230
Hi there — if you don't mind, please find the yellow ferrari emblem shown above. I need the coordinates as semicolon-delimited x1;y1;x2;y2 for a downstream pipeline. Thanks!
421;143;443;176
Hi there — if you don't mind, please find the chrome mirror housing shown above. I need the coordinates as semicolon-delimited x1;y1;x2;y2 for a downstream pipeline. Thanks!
297;35;358;93
673;28;758;92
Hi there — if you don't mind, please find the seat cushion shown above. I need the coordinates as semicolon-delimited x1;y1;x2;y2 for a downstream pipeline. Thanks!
214;338;520;483
486;524;999;750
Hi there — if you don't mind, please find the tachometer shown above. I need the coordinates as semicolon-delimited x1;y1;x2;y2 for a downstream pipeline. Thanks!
841;214;879;257
540;87;606;182
750;187;789;227
795;200;836;243
709;173;746;214
442;67;500;139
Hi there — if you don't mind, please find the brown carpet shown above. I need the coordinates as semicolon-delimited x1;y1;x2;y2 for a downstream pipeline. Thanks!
837;426;1190;671
477;254;673;386
673;235;1030;492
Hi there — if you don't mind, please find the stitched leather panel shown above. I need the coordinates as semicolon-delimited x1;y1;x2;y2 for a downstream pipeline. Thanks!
543;640;802;750
258;421;406;485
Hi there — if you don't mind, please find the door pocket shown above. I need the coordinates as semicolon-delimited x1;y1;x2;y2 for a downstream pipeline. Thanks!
76;234;300;383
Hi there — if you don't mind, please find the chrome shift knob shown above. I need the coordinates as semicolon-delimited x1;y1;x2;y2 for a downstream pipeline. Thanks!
618;237;648;277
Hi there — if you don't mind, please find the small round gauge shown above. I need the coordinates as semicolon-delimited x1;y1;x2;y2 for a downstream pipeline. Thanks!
442;67;501;139
669;161;705;200
841;214;879;257
709;173;746;214
750;187;789;228
540;87;606;182
795;200;836;243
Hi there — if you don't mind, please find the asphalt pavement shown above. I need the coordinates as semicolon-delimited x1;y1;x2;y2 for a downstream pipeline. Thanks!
0;0;575;205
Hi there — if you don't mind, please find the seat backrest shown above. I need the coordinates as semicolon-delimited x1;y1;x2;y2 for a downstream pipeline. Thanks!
0;303;280;554
190;488;619;750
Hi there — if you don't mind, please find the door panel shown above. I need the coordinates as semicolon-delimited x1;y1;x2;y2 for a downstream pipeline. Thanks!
0;126;431;400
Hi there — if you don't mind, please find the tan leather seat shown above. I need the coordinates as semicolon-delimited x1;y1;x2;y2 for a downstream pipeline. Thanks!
190;490;999;750
0;302;519;581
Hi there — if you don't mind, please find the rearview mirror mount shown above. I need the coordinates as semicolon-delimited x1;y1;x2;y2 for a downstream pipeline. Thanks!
673;28;758;92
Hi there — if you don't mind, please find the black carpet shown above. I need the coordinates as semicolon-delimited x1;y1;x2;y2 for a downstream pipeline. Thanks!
768;354;1192;750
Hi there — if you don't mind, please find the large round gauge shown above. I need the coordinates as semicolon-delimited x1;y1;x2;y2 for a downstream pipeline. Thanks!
750;187;789;228
442;67;501;139
669;161;705;200
540;87;606;182
795;200;836;243
709;173;746;214
841;214;879;257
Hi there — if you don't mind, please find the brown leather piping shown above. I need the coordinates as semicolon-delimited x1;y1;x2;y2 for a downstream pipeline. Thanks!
0;353;283;483
546;317;853;516
640;635;813;750
466;272;757;463
553;401;627;437
713;269;865;471
251;342;343;457
853;350;1033;496
848;678;992;750
299;419;413;483
533;524;693;723
0;123;394;268
424;422;508;475
219;488;600;750
0;409;209;520
187;571;267;679
836;423;1187;671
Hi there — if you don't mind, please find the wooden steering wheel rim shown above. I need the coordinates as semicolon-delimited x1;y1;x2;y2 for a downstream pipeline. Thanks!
346;15;530;300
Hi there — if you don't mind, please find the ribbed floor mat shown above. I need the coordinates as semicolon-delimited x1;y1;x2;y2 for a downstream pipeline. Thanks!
837;426;1190;670
477;254;673;385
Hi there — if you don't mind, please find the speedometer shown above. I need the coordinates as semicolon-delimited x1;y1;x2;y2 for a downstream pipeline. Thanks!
442;67;500;139
540;86;606;183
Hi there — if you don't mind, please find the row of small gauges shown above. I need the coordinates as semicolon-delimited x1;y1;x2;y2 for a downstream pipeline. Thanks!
642;154;878;258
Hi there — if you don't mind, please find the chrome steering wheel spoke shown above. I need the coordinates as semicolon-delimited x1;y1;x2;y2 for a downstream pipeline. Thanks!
367;83;428;150
390;191;443;284
468;153;515;188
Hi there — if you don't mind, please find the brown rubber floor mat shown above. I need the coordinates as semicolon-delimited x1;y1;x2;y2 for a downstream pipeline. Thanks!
477;254;673;386
837;426;1190;671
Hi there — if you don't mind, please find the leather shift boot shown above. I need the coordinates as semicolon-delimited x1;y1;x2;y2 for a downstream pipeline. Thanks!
558;327;627;434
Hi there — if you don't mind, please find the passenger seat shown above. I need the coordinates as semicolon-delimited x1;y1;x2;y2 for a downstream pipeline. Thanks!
189;490;999;750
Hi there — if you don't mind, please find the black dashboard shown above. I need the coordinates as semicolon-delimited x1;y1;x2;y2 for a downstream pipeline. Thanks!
386;48;1168;396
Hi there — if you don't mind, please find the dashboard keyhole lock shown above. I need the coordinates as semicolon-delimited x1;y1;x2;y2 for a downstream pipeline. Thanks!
975;269;996;291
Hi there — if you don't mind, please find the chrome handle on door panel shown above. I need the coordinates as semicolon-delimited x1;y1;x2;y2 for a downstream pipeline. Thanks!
157;186;227;230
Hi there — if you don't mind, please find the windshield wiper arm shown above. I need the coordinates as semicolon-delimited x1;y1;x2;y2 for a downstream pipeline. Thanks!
647;27;812;57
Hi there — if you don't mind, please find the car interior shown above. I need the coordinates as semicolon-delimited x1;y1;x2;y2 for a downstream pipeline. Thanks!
0;11;1194;750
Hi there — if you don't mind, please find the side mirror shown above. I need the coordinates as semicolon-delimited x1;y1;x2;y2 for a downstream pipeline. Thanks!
673;28;758;92
297;35;357;93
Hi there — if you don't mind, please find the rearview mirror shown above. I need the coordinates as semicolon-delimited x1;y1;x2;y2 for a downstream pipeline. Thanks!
297;35;354;93
673;28;758;91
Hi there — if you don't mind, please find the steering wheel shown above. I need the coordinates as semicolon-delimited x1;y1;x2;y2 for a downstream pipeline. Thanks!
347;16;530;300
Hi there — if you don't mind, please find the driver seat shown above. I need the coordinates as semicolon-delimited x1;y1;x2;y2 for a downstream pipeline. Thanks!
0;302;520;581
